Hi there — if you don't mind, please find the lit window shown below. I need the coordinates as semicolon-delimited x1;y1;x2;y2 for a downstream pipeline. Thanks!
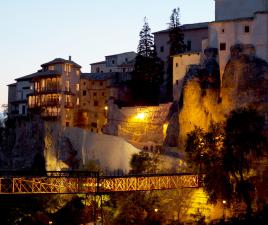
76;98;80;105
76;84;79;92
65;80;70;92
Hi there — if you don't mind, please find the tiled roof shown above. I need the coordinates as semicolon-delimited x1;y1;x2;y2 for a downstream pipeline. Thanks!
15;70;61;81
41;58;81;68
153;22;209;34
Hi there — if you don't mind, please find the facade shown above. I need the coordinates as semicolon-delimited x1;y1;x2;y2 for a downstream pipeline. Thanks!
77;73;112;132
209;12;268;76
8;57;81;126
172;52;202;101
215;0;268;21
77;72;132;132
153;22;208;65
90;52;136;73
8;76;33;117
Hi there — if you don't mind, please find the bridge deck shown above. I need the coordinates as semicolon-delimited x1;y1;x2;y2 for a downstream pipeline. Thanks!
0;174;199;194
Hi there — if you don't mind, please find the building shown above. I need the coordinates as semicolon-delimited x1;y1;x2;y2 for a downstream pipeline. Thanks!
7;75;34;117
77;72;132;132
210;0;268;76
8;57;81;126
153;22;209;65
153;22;209;101
90;51;136;73
172;52;202;101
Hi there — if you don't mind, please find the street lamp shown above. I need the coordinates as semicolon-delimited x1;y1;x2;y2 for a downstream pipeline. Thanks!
154;208;159;213
222;200;227;221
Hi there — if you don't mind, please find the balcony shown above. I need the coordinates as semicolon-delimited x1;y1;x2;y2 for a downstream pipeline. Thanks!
34;87;62;95
28;100;60;109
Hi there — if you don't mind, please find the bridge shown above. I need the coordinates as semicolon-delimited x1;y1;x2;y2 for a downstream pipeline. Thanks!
0;171;199;194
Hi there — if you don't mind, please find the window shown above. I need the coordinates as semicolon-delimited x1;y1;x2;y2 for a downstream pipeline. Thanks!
220;43;226;51
96;67;100;73
176;80;179;85
160;46;164;52
245;25;250;33
93;92;97;96
100;81;103;86
91;122;97;128
109;69;112;72
22;105;26;115
112;60;115;64
187;41;192;51
65;80;70;92
48;65;55;70
125;58;128;62
222;29;225;33
66;122;70;127
94;101;98;106
76;98;80;105
76;84;79;92
176;63;179;67
102;92;105;96
83;90;87;96
76;70;80;76
83;82;86;86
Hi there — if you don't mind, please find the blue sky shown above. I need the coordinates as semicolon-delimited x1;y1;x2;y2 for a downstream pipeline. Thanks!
0;0;214;110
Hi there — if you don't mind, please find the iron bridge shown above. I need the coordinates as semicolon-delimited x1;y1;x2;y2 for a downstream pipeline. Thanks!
0;171;199;195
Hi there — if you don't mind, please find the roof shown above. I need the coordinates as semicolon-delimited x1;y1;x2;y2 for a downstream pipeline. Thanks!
90;61;106;65
15;70;61;82
41;58;81;68
211;17;254;24
81;72;115;81
153;22;209;35
7;83;17;86
105;51;136;58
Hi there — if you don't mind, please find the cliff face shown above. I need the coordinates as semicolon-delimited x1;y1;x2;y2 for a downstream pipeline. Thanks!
172;44;268;147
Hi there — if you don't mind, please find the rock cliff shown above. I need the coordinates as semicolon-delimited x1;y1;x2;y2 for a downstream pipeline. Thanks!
167;44;268;148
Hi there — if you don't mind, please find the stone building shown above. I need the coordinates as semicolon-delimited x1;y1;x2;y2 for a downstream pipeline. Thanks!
8;57;81;126
90;51;136;73
8;76;34;117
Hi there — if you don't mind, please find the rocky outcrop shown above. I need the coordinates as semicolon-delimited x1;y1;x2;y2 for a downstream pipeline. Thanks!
175;44;268;147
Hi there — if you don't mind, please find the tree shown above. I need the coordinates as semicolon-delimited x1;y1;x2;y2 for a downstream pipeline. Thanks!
165;7;186;101
168;7;185;56
185;108;268;215
132;18;164;105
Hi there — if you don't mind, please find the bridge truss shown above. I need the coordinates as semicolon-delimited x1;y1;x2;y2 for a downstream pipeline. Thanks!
0;172;199;195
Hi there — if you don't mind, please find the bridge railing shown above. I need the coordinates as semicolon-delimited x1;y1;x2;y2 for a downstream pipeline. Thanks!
0;171;200;195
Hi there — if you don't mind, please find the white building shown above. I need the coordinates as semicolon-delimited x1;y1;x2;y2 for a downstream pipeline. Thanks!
90;51;136;73
210;0;268;76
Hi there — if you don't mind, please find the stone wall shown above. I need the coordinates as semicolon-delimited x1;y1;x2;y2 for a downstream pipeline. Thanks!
104;102;172;149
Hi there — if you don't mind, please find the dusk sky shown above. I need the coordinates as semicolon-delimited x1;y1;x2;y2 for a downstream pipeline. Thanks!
0;0;214;110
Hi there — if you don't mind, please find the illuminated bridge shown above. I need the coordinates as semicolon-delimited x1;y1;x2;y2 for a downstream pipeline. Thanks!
0;171;199;194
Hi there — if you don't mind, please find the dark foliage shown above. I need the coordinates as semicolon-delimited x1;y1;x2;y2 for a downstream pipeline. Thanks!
185;108;268;215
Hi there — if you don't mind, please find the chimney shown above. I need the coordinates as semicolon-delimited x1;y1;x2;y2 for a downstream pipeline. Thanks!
69;56;72;61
